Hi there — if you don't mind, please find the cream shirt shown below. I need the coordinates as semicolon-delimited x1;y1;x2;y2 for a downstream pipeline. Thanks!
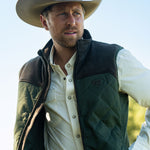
44;47;150;150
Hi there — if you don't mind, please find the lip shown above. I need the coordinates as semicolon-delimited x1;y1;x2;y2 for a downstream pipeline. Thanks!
64;30;77;35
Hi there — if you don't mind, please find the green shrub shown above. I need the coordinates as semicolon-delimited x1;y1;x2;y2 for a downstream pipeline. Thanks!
127;97;146;145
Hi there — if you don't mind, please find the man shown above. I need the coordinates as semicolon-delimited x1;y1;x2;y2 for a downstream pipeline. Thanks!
14;0;150;150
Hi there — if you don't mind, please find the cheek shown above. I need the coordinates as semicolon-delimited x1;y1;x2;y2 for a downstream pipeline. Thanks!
50;21;63;32
77;17;84;28
78;21;84;34
49;24;61;38
47;21;57;33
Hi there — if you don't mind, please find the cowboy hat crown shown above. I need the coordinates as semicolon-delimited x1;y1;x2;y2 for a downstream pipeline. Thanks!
16;0;102;27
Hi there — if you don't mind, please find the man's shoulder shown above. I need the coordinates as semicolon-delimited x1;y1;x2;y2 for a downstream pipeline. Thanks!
19;56;44;87
91;40;123;51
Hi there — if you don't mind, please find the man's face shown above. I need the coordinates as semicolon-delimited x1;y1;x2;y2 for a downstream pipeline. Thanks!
41;2;84;48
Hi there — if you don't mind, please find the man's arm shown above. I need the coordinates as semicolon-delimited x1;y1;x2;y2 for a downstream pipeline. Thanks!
117;49;150;149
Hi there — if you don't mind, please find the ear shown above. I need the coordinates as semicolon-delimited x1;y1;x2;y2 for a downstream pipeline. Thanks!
40;15;49;30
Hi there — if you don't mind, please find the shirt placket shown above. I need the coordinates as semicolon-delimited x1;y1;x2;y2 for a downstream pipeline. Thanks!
65;62;84;150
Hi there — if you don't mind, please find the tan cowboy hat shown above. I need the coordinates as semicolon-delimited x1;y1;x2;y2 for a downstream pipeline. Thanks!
16;0;102;27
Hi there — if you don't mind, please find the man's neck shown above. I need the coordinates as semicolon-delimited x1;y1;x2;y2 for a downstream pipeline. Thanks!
53;44;76;75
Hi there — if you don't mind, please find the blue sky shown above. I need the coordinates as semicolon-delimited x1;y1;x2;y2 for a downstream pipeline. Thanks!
1;0;150;149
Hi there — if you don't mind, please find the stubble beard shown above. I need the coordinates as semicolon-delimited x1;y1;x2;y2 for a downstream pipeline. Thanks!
56;32;83;49
56;36;80;48
52;27;84;49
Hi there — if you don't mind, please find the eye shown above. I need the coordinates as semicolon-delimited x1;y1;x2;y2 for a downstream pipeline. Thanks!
59;12;67;16
74;11;81;16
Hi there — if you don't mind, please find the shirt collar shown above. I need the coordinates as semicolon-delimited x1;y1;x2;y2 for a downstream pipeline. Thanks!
49;46;76;74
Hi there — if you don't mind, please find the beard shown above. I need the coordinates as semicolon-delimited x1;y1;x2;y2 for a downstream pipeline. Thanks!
55;36;79;48
51;26;84;49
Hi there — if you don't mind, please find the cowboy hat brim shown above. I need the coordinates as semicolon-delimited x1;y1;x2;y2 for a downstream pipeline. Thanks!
16;0;102;27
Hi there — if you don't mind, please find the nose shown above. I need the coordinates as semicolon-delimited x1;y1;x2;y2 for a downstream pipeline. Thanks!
67;14;76;26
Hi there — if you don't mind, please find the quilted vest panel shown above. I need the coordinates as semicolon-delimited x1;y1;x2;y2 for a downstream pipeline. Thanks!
74;40;129;150
75;74;129;150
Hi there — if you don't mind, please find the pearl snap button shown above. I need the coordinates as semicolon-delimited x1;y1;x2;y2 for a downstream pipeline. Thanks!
69;79;72;82
67;64;71;68
72;115;76;119
68;96;72;100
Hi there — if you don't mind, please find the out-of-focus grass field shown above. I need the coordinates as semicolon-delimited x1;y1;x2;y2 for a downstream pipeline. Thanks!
127;97;147;145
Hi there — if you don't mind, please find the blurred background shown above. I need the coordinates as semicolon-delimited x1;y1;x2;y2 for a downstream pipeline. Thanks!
0;0;149;149
127;98;146;144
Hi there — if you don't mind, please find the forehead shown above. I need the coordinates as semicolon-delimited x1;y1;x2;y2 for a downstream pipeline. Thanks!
51;2;83;11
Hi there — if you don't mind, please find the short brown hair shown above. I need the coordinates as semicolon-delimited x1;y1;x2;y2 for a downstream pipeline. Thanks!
41;4;55;17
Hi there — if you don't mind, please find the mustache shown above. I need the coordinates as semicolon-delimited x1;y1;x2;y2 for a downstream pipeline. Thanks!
64;27;78;31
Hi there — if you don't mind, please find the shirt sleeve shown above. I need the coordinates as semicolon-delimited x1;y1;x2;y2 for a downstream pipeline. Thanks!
117;49;150;149
117;49;150;107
